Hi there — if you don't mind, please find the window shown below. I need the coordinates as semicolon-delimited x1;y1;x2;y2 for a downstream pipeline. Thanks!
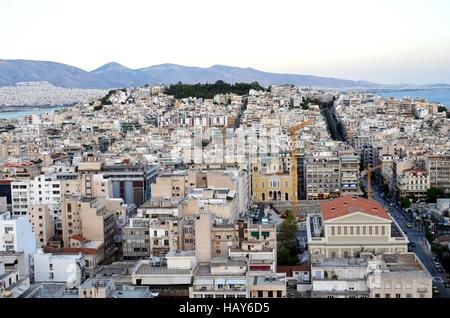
385;294;390;298
4;227;13;234
362;226;366;235
356;226;360;235
268;291;273;298
258;291;263;297
277;291;282;298
381;226;386;236
49;272;54;279
369;227;373;235
337;227;341;235
396;294;401;298
350;226;354;235
331;226;335;235
344;226;347;235
375;294;380;298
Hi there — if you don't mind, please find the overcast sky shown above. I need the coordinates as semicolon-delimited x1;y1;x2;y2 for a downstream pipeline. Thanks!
1;0;450;84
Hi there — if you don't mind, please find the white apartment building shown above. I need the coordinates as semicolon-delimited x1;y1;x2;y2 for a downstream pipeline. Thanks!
311;253;432;298
0;212;36;276
11;179;30;217
12;175;62;230
33;249;86;288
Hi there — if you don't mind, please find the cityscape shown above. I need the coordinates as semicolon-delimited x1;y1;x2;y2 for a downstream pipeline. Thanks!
1;0;450;307
0;82;449;299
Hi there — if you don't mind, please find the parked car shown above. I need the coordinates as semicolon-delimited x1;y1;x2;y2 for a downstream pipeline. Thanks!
433;287;440;295
436;267;444;273
444;283;450;288
406;223;413;228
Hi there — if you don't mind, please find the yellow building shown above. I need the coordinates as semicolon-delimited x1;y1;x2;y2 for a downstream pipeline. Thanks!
252;172;293;203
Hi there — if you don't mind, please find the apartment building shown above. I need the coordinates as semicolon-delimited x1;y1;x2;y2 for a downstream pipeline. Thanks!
28;204;55;247
426;153;450;193
304;154;341;200
11;179;30;217
122;218;151;260
195;212;277;272
189;259;249;298
307;196;409;259
101;163;160;207
310;253;432;298
368;254;432;298
339;151;362;196
0;260;31;298
61;195;115;259
33;249;86;288
181;188;238;220
0;212;36;275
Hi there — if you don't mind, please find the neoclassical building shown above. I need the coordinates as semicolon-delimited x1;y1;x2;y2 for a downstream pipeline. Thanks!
307;196;409;259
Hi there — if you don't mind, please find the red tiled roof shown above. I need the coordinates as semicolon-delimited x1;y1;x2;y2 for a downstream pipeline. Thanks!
320;196;390;221
62;248;99;255
70;235;87;242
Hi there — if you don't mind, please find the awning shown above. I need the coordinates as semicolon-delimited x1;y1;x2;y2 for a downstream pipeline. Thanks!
194;279;214;285
226;279;247;285
215;278;226;285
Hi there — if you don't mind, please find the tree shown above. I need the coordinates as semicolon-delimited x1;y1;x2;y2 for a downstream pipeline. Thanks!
277;211;299;266
426;187;449;203
399;196;412;209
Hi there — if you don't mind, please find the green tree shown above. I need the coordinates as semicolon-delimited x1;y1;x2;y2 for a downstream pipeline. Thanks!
277;211;299;266
399;196;412;209
426;187;449;203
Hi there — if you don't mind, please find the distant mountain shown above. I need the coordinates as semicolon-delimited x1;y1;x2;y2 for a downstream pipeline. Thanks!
0;59;429;90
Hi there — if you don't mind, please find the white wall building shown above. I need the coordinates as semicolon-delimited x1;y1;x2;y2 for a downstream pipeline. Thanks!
0;212;36;276
33;249;86;288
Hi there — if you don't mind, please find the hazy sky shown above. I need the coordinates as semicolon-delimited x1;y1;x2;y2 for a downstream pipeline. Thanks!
1;0;450;84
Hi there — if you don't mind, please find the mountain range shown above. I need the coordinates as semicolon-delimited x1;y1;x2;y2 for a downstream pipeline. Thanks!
0;59;381;89
1;59;449;90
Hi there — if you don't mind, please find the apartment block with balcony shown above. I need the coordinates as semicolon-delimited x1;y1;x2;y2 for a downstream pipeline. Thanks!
305;154;341;200
426;153;450;193
189;258;249;299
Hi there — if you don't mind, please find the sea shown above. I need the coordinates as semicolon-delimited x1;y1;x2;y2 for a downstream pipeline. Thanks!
0;106;65;120
378;89;450;109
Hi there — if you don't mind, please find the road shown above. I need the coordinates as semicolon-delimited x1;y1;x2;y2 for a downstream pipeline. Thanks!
361;176;450;298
